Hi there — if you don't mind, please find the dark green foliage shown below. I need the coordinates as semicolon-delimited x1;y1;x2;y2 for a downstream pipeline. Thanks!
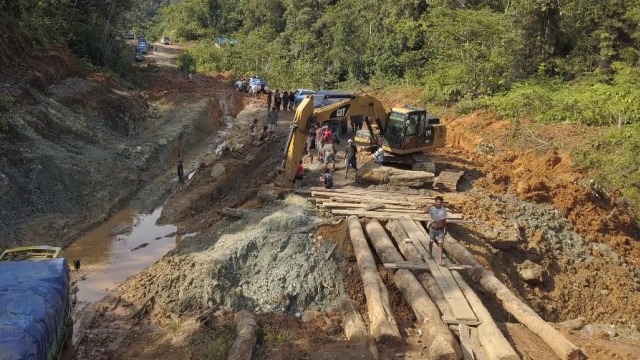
8;0;640;218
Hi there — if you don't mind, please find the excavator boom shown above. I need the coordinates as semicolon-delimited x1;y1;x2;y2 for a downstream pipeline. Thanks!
280;94;446;186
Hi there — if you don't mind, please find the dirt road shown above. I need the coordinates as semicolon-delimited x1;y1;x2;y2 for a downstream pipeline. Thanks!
3;40;638;359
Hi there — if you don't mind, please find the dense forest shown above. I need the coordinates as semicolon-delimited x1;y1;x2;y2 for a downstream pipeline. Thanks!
2;0;639;219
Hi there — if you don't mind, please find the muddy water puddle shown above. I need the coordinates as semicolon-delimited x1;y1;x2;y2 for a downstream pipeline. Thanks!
65;207;195;302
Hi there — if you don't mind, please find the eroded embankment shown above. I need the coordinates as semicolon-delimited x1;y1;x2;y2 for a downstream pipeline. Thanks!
0;72;236;251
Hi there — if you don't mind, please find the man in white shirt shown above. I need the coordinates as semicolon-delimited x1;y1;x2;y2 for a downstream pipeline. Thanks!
373;146;384;165
427;196;448;266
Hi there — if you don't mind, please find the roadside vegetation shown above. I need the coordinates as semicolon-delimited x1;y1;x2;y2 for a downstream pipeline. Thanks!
3;0;639;222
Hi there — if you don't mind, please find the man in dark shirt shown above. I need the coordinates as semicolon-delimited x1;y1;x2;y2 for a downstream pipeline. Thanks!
345;139;358;178
177;160;185;184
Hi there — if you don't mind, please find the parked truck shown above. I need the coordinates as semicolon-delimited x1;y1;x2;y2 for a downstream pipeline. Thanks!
0;246;73;360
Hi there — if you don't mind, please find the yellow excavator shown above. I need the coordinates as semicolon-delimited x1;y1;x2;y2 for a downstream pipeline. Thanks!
280;93;448;185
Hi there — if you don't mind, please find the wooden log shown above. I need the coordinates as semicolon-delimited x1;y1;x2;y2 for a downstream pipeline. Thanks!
341;300;380;360
194;306;219;323
384;262;430;270
227;310;259;360
220;208;246;218
310;186;434;196
443;234;585;360
365;220;461;360
468;326;489;360
356;163;435;188
332;209;465;222
385;220;453;318
325;242;339;260
346;216;401;341
309;187;436;200
363;203;385;211
399;217;477;322
109;295;122;311
312;191;416;206
450;270;519;360
128;291;156;320
329;207;428;214
319;201;417;210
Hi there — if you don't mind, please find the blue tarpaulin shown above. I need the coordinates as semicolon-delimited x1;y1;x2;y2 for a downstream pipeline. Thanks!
0;259;70;360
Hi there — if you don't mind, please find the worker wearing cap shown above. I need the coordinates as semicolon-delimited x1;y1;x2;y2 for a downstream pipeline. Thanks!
345;139;358;178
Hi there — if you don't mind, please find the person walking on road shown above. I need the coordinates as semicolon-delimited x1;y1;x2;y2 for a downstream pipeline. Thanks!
345;139;358;178
267;107;278;133
274;90;281;111
306;126;316;162
427;196;448;266
177;160;185;184
282;91;289;112
315;125;325;160
266;91;272;110
187;71;193;83
289;91;295;111
373;146;384;165
322;141;337;170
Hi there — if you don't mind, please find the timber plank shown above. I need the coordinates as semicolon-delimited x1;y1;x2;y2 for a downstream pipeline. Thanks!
331;209;465;222
468;327;489;360
383;262;430;270
442;315;482;326
459;324;475;360
399;217;477;322
319;201;418;210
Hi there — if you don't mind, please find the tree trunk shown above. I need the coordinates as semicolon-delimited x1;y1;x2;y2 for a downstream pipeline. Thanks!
451;271;519;360
227;311;259;360
385;220;453;317
341;300;379;360
356;163;435;188
365;220;461;360
443;234;585;360
347;216;401;341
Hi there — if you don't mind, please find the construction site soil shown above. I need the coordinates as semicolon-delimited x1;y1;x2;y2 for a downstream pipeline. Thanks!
1;41;639;360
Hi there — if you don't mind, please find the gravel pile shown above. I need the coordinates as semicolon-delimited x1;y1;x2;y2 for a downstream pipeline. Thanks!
119;195;346;317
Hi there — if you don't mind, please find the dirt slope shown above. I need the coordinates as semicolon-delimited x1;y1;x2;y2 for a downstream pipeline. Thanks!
6;35;638;359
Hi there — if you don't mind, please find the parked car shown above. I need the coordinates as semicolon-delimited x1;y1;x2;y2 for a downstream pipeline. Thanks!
161;36;171;44
136;42;148;54
135;52;145;62
248;77;269;93
293;89;316;106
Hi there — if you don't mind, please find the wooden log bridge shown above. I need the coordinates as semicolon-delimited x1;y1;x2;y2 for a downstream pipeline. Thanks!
365;219;462;360
346;215;401;341
443;234;586;360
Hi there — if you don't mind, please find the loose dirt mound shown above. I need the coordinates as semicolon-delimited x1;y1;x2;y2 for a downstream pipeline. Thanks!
119;196;346;317
438;111;640;328
444;111;640;266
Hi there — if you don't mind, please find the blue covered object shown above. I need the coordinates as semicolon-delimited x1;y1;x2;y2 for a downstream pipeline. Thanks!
0;259;70;360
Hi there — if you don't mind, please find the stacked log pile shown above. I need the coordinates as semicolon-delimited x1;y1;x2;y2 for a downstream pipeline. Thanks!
309;187;466;222
340;210;584;360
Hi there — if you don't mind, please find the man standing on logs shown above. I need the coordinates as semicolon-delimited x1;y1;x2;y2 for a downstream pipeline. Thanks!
427;196;448;266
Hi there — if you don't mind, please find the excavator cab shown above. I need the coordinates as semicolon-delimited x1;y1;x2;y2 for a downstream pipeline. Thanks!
381;107;445;154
